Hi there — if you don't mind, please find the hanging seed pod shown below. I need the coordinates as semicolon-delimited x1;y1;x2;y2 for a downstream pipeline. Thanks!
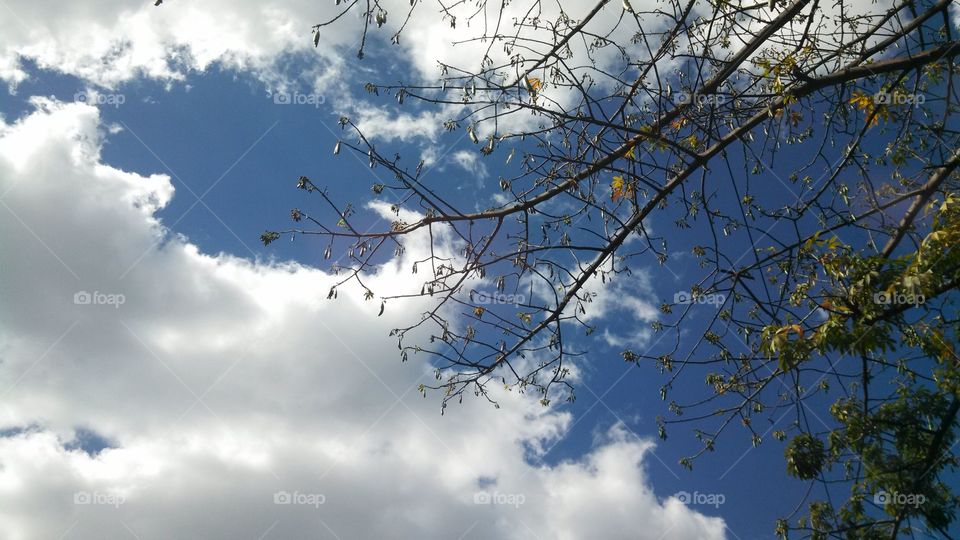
481;136;495;155
334;140;341;155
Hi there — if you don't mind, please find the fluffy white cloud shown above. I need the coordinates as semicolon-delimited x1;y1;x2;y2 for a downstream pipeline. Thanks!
0;0;386;91
0;100;725;539
450;150;489;179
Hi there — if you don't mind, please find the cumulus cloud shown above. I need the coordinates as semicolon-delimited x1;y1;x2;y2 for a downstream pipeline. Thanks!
0;100;725;539
0;0;375;91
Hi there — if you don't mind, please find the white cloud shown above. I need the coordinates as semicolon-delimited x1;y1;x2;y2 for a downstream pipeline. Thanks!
352;101;449;143
0;0;363;91
601;328;651;350
450;149;488;179
0;100;726;539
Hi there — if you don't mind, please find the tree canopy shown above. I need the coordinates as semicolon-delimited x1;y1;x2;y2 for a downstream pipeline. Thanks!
263;0;960;536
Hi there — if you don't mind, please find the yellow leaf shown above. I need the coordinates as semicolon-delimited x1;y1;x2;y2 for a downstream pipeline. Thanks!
776;324;805;339
611;175;633;201
474;306;485;317
525;76;542;93
848;90;890;127
848;92;872;110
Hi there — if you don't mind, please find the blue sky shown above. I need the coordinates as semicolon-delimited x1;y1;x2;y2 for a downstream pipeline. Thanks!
0;1;953;538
